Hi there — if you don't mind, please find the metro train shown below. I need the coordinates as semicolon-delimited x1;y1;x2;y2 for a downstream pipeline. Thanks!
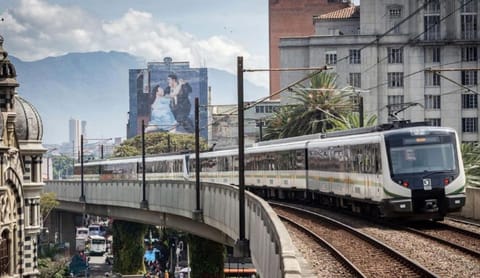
74;122;466;220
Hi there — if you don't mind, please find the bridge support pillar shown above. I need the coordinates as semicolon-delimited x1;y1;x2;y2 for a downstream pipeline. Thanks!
44;209;83;255
192;209;203;222
233;239;250;258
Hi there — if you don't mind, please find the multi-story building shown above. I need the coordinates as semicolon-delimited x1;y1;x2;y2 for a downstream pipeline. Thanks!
127;57;208;139
269;0;353;97
0;35;45;277
208;100;281;148
279;0;479;141
69;118;86;156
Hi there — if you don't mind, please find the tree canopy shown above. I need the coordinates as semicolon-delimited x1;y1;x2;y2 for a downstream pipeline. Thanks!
113;132;208;157
264;71;375;139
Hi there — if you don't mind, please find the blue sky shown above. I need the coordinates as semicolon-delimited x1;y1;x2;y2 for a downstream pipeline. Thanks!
1;0;360;88
0;0;270;87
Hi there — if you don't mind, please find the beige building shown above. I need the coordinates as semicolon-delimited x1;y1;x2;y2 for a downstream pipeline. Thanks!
279;0;479;141
0;36;45;277
208;100;281;149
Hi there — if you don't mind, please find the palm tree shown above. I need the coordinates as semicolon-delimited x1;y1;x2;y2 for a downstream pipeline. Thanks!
264;71;356;139
461;143;480;187
328;113;378;131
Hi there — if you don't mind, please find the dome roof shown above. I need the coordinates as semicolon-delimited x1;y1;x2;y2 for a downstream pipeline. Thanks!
15;96;43;141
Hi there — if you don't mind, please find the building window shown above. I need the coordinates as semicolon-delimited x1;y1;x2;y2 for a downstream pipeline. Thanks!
349;49;361;64
265;106;274;113
325;52;337;65
424;0;440;40
461;70;478;86
461;47;478;61
462;117;478;133
424;47;440;63
426;118;441;126
462;94;478;109
425;71;441;86
255;106;265;113
349;73;361;88
461;0;478;39
389;7;402;17
387;72;404;87
388;48;403;63
425;95;441;109
461;15;478;40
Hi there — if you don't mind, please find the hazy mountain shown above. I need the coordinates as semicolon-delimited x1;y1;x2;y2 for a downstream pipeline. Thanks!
10;52;268;144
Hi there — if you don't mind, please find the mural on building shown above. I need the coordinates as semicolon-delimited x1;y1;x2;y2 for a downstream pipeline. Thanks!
128;58;208;139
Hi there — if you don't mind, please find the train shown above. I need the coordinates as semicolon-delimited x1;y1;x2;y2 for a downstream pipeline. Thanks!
73;121;466;220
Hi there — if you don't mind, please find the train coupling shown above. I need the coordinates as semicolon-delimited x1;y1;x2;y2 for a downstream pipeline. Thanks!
422;199;439;212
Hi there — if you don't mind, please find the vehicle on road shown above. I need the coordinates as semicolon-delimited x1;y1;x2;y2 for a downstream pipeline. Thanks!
88;235;107;256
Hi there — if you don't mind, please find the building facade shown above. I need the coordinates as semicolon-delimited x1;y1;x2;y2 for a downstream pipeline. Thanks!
127;57;208;140
269;0;352;97
69;118;86;158
0;36;45;277
279;0;479;141
208;100;281;148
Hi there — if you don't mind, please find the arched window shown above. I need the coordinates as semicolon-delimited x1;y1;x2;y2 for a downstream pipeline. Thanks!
0;230;10;275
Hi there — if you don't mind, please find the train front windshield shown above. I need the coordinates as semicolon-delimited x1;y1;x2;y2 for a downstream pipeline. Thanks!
387;132;457;175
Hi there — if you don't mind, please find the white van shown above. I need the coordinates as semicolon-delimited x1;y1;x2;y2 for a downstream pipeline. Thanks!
88;235;107;256
76;227;89;240
88;224;101;237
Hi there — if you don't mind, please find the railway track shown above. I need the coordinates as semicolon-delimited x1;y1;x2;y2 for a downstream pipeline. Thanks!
401;221;480;258
445;216;480;229
271;202;438;278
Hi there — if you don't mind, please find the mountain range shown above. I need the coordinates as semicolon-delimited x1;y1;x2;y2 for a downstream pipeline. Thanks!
10;51;268;144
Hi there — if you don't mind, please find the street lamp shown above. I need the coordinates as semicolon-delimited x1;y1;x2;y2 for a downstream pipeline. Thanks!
139;121;178;209
140;119;148;209
79;135;112;202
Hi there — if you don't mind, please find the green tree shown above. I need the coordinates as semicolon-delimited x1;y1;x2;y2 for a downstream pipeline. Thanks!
188;235;224;278
264;72;356;139
112;220;148;274
113;132;207;157
40;192;59;224
461;143;480;188
327;112;378;131
52;155;74;179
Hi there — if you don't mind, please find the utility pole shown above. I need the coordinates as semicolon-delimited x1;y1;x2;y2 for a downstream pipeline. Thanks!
235;56;249;258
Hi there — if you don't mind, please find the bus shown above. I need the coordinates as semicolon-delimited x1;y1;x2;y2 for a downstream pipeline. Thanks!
76;227;89;240
88;235;107;256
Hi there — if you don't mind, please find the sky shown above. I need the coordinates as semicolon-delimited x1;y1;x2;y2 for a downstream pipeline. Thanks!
1;0;360;88
0;0;271;87
0;0;360;143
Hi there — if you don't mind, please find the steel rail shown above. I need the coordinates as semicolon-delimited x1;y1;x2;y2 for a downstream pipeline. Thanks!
271;201;438;278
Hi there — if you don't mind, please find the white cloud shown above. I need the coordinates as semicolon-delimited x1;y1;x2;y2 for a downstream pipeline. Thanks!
1;0;268;88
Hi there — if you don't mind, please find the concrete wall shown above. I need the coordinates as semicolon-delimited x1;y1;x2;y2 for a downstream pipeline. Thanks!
44;180;302;278
460;186;480;220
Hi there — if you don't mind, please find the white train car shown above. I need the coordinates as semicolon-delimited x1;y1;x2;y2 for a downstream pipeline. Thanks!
74;122;466;220
306;125;465;219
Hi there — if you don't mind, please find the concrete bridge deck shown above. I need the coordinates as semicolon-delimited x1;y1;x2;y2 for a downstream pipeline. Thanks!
44;179;304;277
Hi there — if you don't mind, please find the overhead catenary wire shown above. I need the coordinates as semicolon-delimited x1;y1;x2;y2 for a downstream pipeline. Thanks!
207;0;476;131
361;0;475;86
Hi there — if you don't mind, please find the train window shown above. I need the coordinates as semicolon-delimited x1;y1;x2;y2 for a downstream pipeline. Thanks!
389;143;456;174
